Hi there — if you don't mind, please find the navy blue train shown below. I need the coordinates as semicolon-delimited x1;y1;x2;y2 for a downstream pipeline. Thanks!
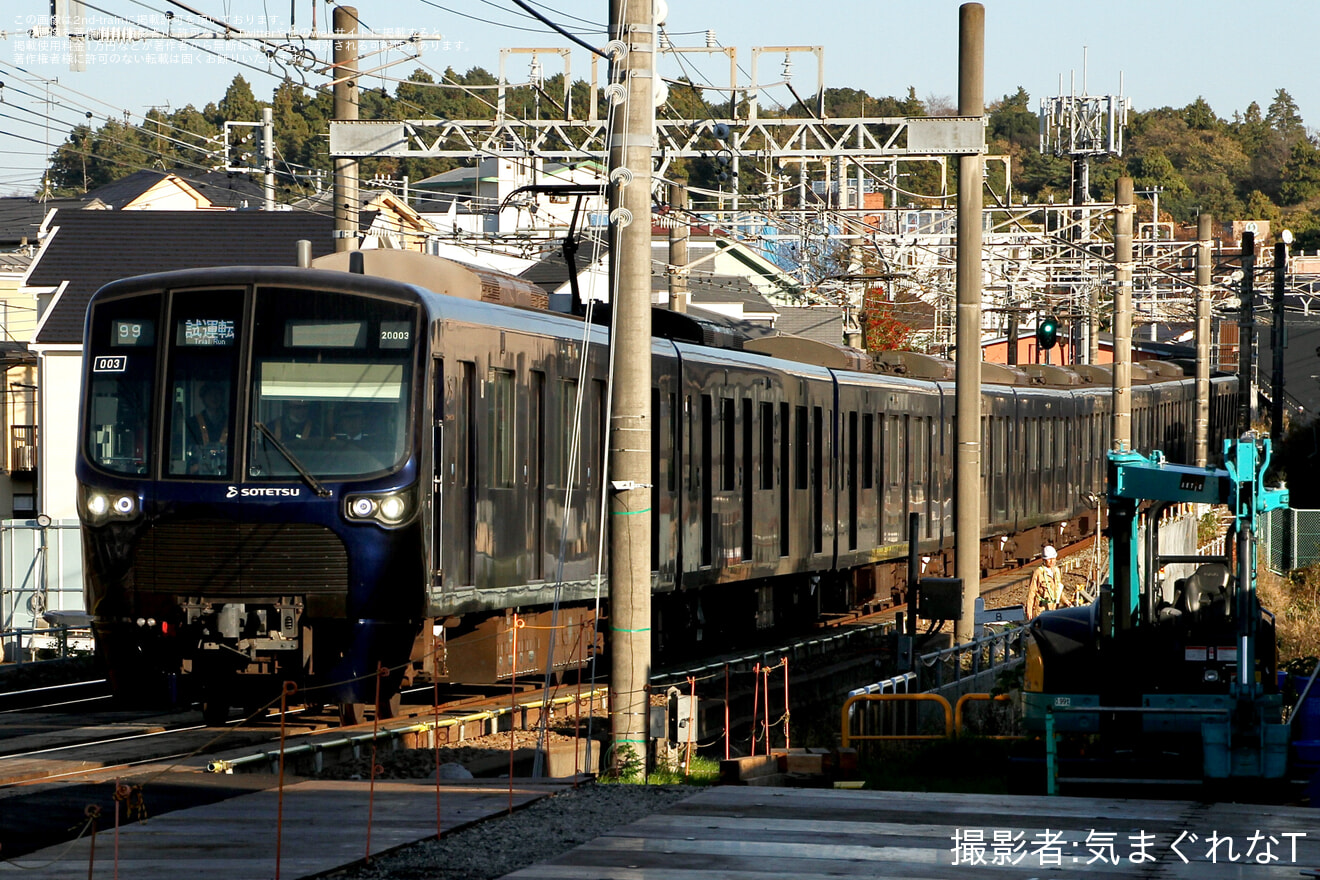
77;251;1238;721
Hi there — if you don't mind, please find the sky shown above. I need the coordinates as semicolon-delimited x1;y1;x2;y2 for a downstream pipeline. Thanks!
3;0;1319;197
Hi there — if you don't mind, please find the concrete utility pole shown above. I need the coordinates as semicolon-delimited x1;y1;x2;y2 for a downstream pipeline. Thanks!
1239;231;1255;434
332;5;360;252
1111;177;1134;451
607;0;654;775
1271;239;1287;444
953;2;983;643
1194;213;1212;467
261;106;275;212
668;181;689;313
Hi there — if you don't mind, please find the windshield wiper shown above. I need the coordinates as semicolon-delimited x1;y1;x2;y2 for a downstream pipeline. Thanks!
254;421;331;497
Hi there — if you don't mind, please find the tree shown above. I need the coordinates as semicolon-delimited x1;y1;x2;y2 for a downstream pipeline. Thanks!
988;87;1037;153
1182;97;1220;131
862;287;914;351
1266;88;1305;144
1280;136;1320;205
215;75;262;127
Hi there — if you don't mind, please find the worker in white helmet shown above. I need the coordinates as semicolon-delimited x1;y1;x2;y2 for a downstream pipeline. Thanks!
1027;545;1066;618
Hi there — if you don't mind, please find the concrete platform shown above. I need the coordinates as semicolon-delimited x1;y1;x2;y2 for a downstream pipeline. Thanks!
0;777;575;879
504;787;1320;879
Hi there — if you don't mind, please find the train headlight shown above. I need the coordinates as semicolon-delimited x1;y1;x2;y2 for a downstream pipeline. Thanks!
377;494;407;524
81;487;140;525
345;489;414;527
86;492;110;518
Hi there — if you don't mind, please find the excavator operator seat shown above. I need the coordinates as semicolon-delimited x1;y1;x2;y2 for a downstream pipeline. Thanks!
1179;563;1231;620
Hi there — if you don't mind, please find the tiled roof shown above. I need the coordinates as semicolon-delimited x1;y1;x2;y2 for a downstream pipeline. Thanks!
0;197;81;246
651;273;778;314
82;169;266;209
30;210;334;345
775;307;844;345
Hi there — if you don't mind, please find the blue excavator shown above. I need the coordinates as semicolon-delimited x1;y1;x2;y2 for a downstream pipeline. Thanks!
1023;433;1290;783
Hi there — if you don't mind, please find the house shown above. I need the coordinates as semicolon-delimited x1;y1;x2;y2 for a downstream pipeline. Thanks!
292;189;436;251
24;210;334;521
0;250;38;516
413;157;607;236
79;169;266;211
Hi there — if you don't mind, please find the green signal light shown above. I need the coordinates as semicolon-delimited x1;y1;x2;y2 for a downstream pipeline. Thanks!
1036;316;1059;351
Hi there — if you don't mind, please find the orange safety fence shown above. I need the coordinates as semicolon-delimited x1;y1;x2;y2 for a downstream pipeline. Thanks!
953;693;1024;739
840;693;953;747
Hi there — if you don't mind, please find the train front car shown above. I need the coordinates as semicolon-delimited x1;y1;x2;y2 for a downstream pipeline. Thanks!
78;268;426;720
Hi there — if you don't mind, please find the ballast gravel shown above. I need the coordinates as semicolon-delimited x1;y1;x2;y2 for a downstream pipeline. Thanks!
336;780;696;880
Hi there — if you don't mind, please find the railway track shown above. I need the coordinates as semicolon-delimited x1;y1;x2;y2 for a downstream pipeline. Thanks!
0;678;113;715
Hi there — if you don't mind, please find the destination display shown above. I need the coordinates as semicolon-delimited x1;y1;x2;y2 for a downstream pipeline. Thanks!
178;318;236;347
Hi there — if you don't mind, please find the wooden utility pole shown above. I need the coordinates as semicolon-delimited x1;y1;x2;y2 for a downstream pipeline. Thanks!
332;6;359;252
607;0;654;775
1194;213;1212;466
1112;177;1133;450
953;2;984;643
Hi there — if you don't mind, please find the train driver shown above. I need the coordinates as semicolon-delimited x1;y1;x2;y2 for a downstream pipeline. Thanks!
273;399;315;443
186;381;230;474
333;405;367;444
1027;545;1067;618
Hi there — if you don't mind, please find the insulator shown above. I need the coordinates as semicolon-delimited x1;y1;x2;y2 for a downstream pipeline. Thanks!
705;29;717;48
781;52;793;81
609;207;633;228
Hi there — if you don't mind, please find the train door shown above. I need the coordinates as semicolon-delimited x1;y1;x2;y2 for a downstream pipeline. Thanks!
741;396;753;561
778;401;790;558
449;360;475;588
701;393;713;568
431;360;444;590
530;370;545;581
847;409;859;551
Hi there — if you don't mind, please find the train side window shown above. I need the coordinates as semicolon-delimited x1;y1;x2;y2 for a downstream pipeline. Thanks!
911;416;928;536
760;401;774;491
862;413;874;490
593;379;607;484
488;369;515;488
722;397;736;492
794;405;808;490
669;393;679;492
556;378;578;487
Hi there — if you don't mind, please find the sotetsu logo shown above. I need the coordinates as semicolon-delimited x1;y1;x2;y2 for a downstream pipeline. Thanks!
225;486;304;498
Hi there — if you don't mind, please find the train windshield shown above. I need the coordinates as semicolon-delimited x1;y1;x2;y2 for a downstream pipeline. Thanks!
246;287;417;480
84;292;162;475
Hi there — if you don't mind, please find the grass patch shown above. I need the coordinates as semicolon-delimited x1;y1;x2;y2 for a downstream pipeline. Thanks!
1258;559;1320;670
603;754;722;786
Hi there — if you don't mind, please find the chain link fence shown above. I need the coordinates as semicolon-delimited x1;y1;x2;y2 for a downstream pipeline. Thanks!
1263;508;1320;575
